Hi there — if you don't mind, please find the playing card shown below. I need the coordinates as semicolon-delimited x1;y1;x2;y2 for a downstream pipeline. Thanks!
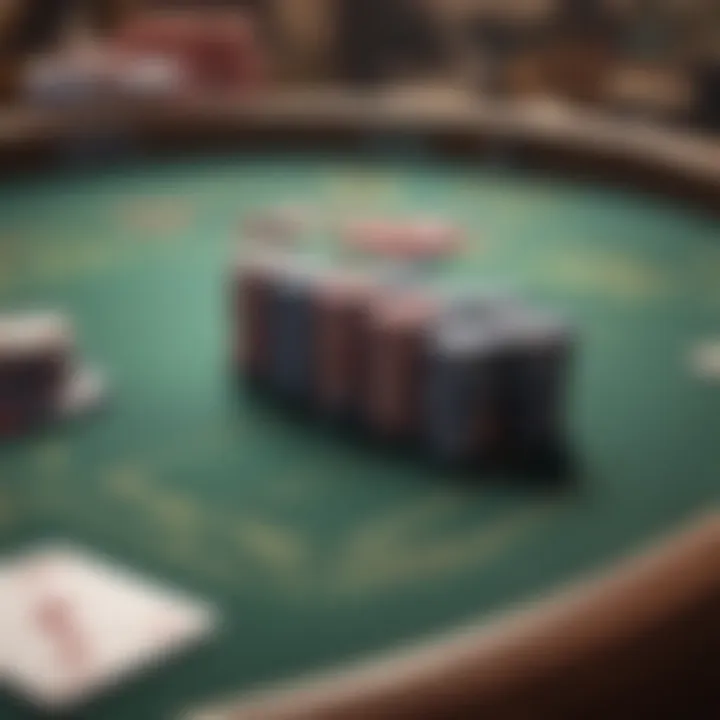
0;544;217;711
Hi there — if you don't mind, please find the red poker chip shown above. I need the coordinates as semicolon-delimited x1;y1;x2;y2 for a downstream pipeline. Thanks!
344;219;462;260
233;254;286;376
314;274;375;413
365;292;438;438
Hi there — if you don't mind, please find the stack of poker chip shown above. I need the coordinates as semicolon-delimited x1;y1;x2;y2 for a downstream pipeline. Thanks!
232;250;284;381
233;254;574;470
0;313;108;437
268;259;329;403
365;289;438;442
424;307;505;465
314;271;375;419
493;308;574;461
425;292;574;467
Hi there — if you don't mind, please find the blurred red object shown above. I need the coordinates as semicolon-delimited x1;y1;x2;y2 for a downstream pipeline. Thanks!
113;10;267;94
344;219;463;260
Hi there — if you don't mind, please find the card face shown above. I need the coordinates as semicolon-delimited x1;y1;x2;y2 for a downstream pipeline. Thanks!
0;545;217;711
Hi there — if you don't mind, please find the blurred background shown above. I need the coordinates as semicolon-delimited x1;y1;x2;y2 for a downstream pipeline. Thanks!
0;0;717;132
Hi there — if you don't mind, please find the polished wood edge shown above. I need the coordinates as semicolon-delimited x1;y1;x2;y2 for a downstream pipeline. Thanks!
0;93;717;214
187;512;720;720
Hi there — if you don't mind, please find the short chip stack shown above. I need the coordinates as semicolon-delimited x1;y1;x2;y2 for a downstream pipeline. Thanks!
0;315;71;435
232;253;574;472
0;313;108;437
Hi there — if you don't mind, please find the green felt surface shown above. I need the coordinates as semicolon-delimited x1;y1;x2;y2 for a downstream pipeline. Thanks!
0;153;718;719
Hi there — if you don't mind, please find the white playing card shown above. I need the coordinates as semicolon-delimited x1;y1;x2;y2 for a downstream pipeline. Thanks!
0;544;217;711
690;340;720;380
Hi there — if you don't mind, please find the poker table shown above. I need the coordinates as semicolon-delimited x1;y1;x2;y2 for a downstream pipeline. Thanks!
0;92;719;719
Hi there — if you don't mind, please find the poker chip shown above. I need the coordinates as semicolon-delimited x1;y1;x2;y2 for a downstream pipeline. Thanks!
436;284;519;329
344;219;462;260
425;318;504;464
0;313;73;433
365;291;438;440
496;310;574;455
0;312;73;358
314;272;376;415
0;313;109;434
233;251;287;377
268;260;329;402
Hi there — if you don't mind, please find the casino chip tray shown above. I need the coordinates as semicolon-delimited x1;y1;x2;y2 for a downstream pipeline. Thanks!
0;544;217;711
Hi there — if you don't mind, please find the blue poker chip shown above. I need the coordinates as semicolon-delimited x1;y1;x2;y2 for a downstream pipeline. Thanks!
267;258;328;401
424;321;503;464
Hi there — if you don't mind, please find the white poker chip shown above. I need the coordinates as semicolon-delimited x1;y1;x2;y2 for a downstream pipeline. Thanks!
501;309;572;351
433;320;503;358
56;365;109;419
0;312;73;358
690;340;720;380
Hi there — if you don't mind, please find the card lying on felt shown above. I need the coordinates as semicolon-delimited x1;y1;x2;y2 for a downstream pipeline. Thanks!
0;544;217;711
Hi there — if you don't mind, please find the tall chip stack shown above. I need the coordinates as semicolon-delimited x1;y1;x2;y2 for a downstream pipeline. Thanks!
233;252;283;382
268;261;326;405
424;315;503;467
497;310;574;465
314;272;375;421
365;290;437;443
